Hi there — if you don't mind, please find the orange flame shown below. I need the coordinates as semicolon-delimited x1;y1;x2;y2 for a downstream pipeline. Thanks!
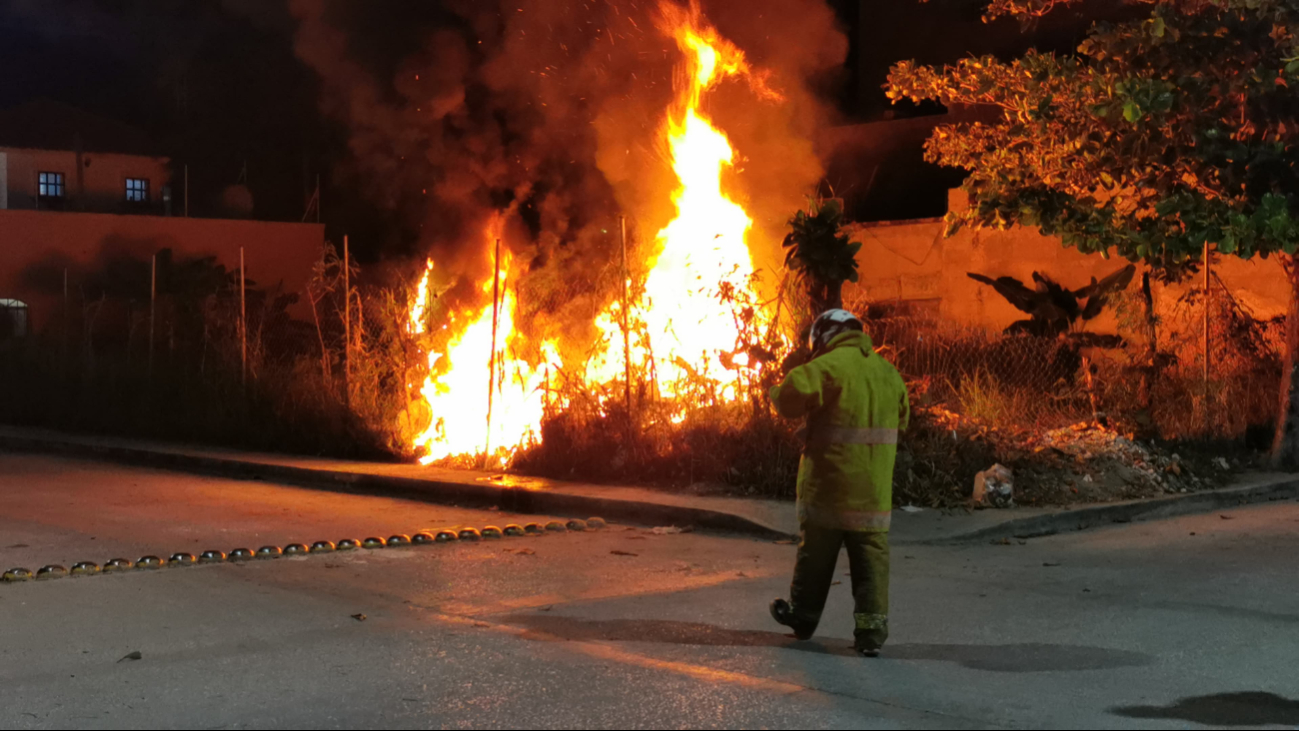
407;225;559;466
404;1;781;464
592;1;780;402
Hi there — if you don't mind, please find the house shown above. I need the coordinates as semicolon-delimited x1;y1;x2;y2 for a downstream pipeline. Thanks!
0;100;173;215
0;102;323;336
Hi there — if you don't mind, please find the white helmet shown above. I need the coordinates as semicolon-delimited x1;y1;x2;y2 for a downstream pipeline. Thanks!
809;309;864;352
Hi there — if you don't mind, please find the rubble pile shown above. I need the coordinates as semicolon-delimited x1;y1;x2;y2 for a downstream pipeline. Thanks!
901;405;1244;508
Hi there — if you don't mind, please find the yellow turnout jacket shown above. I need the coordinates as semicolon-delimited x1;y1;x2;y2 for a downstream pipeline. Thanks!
769;330;910;533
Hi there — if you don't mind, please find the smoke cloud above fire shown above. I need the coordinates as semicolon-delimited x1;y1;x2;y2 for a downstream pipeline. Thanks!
289;0;847;335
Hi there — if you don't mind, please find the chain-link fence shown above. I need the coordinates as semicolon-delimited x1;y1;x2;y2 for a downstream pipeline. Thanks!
0;239;1286;484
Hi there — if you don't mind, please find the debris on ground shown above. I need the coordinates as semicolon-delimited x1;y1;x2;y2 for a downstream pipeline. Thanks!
117;651;142;663
973;464;1014;508
895;405;1247;509
350;614;367;622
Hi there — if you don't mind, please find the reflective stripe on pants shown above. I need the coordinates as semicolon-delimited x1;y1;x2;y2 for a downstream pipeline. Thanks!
788;525;890;651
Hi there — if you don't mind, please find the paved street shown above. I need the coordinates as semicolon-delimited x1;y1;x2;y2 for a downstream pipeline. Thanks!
1;452;1297;729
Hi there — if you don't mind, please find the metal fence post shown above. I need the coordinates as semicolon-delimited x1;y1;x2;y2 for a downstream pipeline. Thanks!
61;268;68;370
343;235;351;409
149;254;156;378
240;247;247;390
485;237;502;465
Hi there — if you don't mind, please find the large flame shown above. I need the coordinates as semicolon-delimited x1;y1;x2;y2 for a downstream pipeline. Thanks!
404;1;780;464
593;1;780;401
407;226;558;466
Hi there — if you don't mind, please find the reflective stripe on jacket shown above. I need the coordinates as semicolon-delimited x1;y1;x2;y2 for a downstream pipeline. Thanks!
769;330;910;533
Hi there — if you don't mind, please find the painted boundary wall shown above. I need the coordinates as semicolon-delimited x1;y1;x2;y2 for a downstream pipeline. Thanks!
0;209;324;330
846;190;1291;332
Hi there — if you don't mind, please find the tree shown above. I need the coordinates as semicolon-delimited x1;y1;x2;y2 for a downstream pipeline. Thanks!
888;0;1299;464
782;198;862;315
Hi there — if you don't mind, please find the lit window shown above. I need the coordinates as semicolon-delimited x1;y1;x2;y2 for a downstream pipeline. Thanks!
38;172;64;198
126;178;150;202
0;299;28;339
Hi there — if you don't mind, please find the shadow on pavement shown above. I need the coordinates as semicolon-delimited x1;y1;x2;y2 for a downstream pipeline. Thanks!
1112;692;1299;727
503;615;1152;671
885;642;1151;672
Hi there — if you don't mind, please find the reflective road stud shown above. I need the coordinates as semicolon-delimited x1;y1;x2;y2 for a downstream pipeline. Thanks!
136;556;166;570
566;519;588;532
310;541;336;554
104;559;134;573
3;568;33;583
458;528;482;541
362;537;385;549
336;539;361;551
524;523;544;535
545;521;567;533
503;524;525;537
37;565;68;580
412;533;435;546
284;544;310;556
435;530;458;543
169;553;197;567
229;548;255;562
587;517;608;529
256;546;283;560
387;535;411;548
199;551;227;564
71;562;101;577
481;526;503;539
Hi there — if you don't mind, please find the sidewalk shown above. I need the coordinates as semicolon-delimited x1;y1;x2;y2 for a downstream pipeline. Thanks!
1;425;1296;544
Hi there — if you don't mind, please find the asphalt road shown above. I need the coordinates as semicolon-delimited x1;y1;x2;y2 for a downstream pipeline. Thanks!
1;452;1297;729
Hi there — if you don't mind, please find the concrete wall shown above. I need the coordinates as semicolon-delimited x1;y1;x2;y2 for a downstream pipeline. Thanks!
1;147;171;214
0;210;324;330
846;190;1292;332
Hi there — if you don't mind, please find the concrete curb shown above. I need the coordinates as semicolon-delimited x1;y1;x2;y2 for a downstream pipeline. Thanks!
0;433;795;540
922;476;1299;545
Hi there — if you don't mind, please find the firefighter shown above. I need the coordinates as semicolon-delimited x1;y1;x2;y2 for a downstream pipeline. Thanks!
767;309;910;657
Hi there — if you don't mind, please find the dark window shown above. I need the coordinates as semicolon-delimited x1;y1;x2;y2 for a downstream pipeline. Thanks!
38;172;64;198
0;299;28;339
126;178;150;202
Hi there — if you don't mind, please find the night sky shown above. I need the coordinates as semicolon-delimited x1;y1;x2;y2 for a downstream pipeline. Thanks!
0;0;1120;257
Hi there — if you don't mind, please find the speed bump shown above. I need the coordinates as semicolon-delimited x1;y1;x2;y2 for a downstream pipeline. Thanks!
503;524;525;537
566;519;588;532
524;523;544;535
199;551;227;564
36;565;68;580
545;521;567;533
336;539;361;551
169;553;197;567
3;568;33;583
284;544;310;556
411;533;435;546
435;530;458;543
104;558;134;573
458;527;482;541
362;537;385;549
310;541;336;554
256;546;283;560
229;548;255;562
481;526;503;539
387;534;412;547
136;556;166;570
71;562;101;577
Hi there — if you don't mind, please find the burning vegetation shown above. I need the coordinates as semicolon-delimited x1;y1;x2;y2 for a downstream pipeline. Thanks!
295;0;839;470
